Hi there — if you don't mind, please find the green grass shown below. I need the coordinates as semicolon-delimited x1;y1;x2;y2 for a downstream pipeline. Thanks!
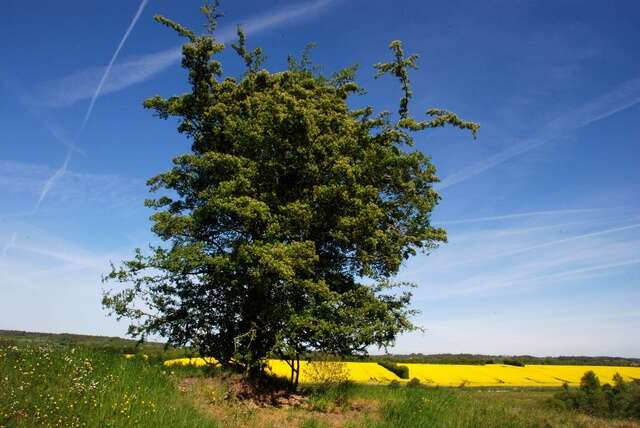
0;344;216;427
2;338;638;428
296;383;637;428
0;330;190;361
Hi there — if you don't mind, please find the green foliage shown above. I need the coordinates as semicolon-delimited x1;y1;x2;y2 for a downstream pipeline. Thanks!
387;379;401;389
377;361;409;379
406;377;422;388
502;359;525;367
102;3;478;384
553;370;640;419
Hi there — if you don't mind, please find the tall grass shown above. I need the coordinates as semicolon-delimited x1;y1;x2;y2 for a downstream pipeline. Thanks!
345;386;528;428
2;342;630;427
0;344;216;427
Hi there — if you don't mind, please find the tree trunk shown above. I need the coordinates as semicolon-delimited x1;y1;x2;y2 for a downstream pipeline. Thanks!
293;355;300;391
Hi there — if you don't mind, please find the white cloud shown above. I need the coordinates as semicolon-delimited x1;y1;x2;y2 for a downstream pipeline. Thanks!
37;0;337;108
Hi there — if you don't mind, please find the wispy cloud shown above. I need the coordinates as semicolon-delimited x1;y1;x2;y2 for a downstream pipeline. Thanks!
37;0;337;107
401;208;640;300
440;208;607;225
29;0;149;217
35;150;71;211
23;0;336;216
39;48;181;108
78;0;149;135
439;77;640;189
492;221;640;259
0;71;84;155
0;159;146;217
1;232;17;257
13;242;108;269
437;256;640;300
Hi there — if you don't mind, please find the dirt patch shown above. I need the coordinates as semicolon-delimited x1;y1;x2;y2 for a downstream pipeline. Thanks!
174;376;377;428
225;377;306;408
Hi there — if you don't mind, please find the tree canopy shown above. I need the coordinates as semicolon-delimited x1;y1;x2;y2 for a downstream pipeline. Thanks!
103;1;478;387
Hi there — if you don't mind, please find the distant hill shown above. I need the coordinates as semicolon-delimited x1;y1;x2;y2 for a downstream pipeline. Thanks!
2;329;638;366
0;329;183;358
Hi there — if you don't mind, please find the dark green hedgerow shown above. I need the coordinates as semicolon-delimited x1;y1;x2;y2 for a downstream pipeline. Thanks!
551;370;640;420
378;361;410;379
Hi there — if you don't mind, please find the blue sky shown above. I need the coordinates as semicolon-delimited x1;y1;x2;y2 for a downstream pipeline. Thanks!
1;0;639;357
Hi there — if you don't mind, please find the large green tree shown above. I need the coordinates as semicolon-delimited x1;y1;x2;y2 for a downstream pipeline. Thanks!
103;2;478;387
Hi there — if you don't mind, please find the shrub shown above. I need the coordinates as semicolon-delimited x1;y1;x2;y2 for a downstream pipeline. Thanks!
307;379;354;412
378;361;410;379
406;377;422;388
553;371;640;419
306;361;350;391
388;380;401;389
502;358;525;367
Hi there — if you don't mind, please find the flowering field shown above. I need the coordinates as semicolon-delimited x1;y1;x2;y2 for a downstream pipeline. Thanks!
401;363;640;387
164;357;640;387
0;345;216;427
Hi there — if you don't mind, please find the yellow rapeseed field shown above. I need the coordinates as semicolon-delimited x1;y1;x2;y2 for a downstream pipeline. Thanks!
162;357;640;387
265;359;399;384
402;363;640;387
163;357;218;367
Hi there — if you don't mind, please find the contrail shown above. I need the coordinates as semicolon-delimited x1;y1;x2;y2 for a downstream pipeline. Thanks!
5;0;339;217
535;258;640;281
439;257;640;300
38;0;338;107
496;222;640;259
441;208;607;225
36;0;149;210
1;232;17;257
0;70;85;155
439;77;640;190
35;148;72;210
77;0;149;137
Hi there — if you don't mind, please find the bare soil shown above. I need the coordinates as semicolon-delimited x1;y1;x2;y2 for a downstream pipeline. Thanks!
175;376;378;428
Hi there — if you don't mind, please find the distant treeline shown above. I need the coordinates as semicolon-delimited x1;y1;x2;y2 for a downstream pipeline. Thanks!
2;330;638;367
366;353;640;367
299;352;640;367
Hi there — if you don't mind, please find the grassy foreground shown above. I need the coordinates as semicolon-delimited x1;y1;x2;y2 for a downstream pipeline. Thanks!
0;345;215;427
2;341;639;427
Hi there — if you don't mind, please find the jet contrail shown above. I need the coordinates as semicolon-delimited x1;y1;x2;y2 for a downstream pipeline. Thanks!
77;0;149;137
1;232;17;257
35;148;72;210
38;0;338;107
439;77;640;190
36;0;149;211
496;222;640;259
441;208;607;225
438;257;640;300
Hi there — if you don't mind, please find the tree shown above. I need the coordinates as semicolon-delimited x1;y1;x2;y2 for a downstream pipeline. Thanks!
102;1;478;388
